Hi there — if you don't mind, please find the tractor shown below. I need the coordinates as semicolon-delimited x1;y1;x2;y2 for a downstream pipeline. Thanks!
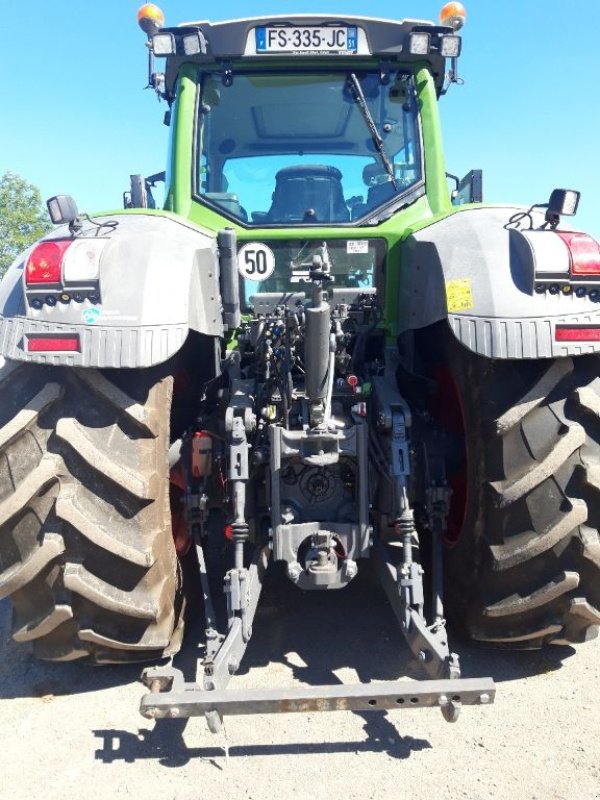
1;2;599;731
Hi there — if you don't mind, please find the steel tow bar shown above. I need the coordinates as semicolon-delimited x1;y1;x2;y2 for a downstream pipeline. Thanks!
141;667;494;722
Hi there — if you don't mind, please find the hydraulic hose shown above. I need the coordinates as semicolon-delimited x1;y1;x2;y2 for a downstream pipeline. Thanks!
322;334;337;429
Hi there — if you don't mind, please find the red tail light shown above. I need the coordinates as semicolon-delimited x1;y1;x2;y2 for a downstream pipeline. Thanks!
27;335;80;352
555;326;600;342
557;232;600;275
25;240;72;285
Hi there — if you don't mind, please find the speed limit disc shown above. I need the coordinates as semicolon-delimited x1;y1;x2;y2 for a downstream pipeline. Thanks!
237;242;276;281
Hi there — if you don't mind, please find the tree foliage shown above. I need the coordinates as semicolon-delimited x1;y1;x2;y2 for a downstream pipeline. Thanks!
0;171;51;278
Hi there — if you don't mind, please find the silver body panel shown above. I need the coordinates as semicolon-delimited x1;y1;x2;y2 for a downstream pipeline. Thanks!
0;212;222;368
399;205;600;358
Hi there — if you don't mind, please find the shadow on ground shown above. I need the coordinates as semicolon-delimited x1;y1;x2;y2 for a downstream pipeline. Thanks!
93;715;431;766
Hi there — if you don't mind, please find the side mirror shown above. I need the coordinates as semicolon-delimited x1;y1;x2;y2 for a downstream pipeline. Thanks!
448;170;483;205
458;170;482;205
545;189;580;227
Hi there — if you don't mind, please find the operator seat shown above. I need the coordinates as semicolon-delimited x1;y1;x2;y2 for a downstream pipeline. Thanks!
267;165;350;223
363;162;396;211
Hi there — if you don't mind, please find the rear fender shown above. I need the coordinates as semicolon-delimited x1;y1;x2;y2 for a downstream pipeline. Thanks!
399;206;600;359
0;212;223;368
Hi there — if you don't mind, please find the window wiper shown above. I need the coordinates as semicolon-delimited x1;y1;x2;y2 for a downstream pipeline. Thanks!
347;73;397;191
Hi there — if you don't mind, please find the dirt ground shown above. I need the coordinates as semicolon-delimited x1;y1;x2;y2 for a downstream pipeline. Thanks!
1;568;599;800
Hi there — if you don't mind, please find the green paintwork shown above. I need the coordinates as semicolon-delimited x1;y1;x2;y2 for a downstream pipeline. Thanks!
161;56;456;337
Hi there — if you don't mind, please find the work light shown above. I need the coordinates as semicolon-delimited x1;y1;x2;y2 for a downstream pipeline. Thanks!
408;33;430;55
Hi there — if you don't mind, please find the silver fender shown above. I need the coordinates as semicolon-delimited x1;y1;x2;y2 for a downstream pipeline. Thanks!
0;212;222;368
399;206;600;359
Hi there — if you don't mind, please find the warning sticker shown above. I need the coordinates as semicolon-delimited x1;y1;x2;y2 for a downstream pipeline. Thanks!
346;240;369;254
445;279;474;313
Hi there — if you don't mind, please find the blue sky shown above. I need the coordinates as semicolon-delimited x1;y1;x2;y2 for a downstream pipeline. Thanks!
0;0;598;237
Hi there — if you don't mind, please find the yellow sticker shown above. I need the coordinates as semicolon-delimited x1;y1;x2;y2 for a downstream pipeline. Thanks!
446;278;474;313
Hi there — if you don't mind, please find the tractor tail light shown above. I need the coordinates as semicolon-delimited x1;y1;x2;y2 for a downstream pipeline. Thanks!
25;241;72;285
27;335;81;352
555;327;600;342
557;232;600;276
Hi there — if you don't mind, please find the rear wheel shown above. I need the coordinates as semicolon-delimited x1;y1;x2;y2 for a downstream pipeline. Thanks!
424;325;600;648
0;360;183;664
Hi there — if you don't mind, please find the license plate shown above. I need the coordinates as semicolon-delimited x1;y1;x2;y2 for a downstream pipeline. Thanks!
255;26;358;54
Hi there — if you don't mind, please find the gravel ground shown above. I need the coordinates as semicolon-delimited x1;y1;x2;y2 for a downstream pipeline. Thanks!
1;568;599;800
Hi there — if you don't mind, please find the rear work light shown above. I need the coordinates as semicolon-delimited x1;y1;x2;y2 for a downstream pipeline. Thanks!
440;34;461;57
27;335;80;352
557;232;600;276
25;240;72;285
408;32;431;55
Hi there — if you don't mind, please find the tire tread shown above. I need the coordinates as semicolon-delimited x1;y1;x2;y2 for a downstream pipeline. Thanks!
0;361;180;664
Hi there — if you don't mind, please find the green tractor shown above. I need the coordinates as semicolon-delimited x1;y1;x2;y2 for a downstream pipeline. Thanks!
1;1;599;729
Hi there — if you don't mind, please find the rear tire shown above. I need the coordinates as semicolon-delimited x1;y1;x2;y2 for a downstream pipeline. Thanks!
425;325;600;648
0;360;183;664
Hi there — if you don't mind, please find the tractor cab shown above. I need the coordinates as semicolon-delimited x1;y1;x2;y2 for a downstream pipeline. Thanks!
140;8;467;231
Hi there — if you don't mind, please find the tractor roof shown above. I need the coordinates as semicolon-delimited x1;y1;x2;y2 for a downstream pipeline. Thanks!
155;15;455;98
177;15;438;51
